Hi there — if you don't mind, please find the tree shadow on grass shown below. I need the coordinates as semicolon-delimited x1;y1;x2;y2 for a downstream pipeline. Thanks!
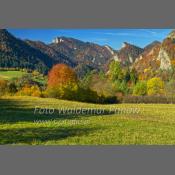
0;126;97;145
0;98;115;124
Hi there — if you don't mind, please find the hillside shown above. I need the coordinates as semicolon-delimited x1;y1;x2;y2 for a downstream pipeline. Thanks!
0;29;53;74
25;40;76;67
116;42;144;66
50;37;117;75
0;30;118;76
134;41;161;79
133;31;175;80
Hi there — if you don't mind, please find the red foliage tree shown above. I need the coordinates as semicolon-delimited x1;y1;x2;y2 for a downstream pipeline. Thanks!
47;64;77;88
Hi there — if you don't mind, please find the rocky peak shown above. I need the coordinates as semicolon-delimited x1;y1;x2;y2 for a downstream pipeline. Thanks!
52;37;64;44
157;48;172;70
144;41;161;52
117;42;144;65
167;30;175;39
121;42;130;48
104;45;114;55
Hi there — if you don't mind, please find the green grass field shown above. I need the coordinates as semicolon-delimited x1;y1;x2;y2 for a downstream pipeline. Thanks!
0;96;175;145
0;70;26;80
0;70;46;85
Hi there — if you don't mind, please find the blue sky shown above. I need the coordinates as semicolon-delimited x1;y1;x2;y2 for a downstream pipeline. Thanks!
8;29;171;50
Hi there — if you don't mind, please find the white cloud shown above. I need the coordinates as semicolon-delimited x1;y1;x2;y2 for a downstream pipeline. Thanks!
95;30;163;38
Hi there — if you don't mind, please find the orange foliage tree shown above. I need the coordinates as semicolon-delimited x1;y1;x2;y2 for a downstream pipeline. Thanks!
17;85;42;97
47;64;78;99
48;64;77;88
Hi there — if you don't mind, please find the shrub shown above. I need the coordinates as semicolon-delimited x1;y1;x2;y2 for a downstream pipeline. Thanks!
16;74;40;89
90;76;116;97
76;87;100;103
0;79;8;96
7;82;17;94
17;85;42;97
122;95;175;104
112;80;129;95
30;86;42;97
46;82;78;100
75;87;118;104
100;95;119;104
0;80;17;96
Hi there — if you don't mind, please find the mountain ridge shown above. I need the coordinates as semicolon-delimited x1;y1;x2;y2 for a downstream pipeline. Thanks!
1;29;175;79
0;29;54;73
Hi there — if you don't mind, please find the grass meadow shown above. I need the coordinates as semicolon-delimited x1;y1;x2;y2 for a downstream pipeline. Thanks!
0;70;26;80
0;96;175;145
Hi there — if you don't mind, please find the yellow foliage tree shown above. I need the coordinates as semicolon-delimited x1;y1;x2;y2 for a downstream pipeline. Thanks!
17;85;41;97
147;77;165;95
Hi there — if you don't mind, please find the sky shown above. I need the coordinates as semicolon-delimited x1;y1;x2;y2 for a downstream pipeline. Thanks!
8;29;172;50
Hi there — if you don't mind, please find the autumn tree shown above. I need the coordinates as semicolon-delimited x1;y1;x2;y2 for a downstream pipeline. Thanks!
48;64;77;87
47;64;78;100
147;77;165;95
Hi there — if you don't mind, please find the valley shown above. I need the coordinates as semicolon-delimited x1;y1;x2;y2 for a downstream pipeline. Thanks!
1;29;175;145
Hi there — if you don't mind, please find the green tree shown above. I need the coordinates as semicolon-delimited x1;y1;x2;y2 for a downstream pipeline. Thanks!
124;70;131;82
133;81;147;96
79;71;93;89
109;61;123;82
130;69;138;84
99;70;106;80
